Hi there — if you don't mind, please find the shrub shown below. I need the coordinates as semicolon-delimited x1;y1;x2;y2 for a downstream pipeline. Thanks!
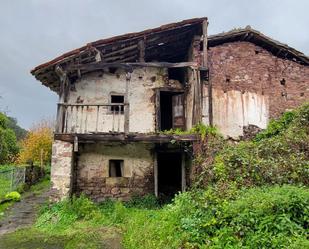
195;103;309;188
123;185;309;249
125;194;159;209
36;194;99;231
5;191;21;202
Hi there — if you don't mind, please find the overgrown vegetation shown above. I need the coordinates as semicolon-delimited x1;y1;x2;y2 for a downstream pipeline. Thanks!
0;113;19;163
2;104;309;248
195;103;309;189
18;119;53;165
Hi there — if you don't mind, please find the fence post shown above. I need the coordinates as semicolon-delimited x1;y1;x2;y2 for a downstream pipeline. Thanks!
10;169;14;191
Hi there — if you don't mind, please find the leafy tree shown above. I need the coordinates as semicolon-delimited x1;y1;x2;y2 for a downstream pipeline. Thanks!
0;112;19;163
7;116;27;141
18;120;53;165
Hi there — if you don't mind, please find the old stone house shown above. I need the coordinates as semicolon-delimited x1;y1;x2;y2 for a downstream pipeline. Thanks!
31;18;309;201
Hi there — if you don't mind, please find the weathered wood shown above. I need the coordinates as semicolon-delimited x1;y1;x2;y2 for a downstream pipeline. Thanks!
54;133;199;143
138;39;145;62
155;89;161;132
68;61;198;72
58;103;127;107
202;20;213;126
124;72;130;134
181;153;186;192
154;152;158;197
202;20;208;67
74;136;78;152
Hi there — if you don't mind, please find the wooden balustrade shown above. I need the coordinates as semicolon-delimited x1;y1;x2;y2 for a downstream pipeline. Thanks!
56;103;128;134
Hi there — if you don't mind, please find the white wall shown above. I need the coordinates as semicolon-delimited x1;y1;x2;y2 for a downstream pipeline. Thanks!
209;89;269;138
64;67;167;133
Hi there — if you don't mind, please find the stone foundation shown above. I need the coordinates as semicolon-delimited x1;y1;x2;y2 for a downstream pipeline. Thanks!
50;140;73;201
75;143;154;201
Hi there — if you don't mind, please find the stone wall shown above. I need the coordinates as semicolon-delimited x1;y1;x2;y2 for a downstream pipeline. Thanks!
50;140;73;201
75;142;154;201
65;67;169;133
206;41;309;138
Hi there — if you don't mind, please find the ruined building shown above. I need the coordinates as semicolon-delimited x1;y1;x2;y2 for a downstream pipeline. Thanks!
31;18;309;201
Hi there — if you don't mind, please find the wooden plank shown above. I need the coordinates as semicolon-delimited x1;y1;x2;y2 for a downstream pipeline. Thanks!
124;72;130;134
68;61;198;72
138;39;145;62
54;133;199;143
202;20;208;67
154;152;158;197
181;153;186;192
58;103;127;107
155;89;161;132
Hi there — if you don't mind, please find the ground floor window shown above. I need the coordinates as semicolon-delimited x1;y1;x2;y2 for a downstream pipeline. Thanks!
109;159;124;177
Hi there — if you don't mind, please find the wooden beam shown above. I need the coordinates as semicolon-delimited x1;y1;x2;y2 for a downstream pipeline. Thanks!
138;39;145;62
154;152;158;197
68;61;198;72
202;20;208;68
124;72;130;134
54;133;199;143
202;20;213;126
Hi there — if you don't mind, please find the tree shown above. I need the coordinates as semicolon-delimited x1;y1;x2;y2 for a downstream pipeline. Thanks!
7;116;27;141
18;120;53;166
0;112;19;163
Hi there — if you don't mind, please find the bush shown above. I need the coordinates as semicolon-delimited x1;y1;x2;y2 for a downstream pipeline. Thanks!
123;185;309;249
36;194;99;231
5;191;21;202
195;103;309;188
125;194;159;209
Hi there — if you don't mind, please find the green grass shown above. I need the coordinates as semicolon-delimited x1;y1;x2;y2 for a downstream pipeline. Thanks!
2;186;308;249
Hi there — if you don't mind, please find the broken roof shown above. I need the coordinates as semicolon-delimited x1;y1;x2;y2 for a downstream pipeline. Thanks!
208;26;309;65
31;18;309;93
31;17;206;92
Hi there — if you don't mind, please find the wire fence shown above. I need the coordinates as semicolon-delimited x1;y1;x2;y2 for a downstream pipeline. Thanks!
0;167;26;198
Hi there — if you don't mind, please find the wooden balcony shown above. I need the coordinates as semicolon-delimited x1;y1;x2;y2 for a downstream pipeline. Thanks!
56;103;128;134
55;103;199;144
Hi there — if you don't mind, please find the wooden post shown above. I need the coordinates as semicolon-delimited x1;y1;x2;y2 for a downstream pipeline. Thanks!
155;89;161;132
202;20;208;68
181;153;186;192
40;148;44;168
154;152;158;197
74;136;78;152
124;72;131;134
138;39;145;62
202;20;213;126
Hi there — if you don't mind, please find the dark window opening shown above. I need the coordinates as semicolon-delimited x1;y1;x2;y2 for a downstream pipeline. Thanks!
160;92;173;131
159;91;185;131
109;160;123;177
280;78;286;86
168;68;186;84
157;152;182;199
111;95;124;113
108;67;117;74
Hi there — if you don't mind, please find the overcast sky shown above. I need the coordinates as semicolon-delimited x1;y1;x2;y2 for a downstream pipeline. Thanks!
0;0;308;129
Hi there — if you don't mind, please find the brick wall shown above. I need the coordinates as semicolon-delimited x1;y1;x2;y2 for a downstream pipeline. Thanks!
207;41;309;137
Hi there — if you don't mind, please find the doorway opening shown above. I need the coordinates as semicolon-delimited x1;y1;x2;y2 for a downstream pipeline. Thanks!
160;92;173;131
157;152;183;199
159;91;185;131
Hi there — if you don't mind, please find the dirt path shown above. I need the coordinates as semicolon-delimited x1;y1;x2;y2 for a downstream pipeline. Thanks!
0;189;50;235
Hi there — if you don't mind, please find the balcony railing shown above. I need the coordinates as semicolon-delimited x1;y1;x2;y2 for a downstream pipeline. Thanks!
56;103;128;134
